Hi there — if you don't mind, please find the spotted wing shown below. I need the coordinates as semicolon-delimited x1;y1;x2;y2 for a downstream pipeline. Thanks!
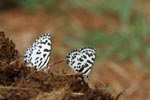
79;47;96;77
66;50;83;72
24;33;51;70
66;47;96;78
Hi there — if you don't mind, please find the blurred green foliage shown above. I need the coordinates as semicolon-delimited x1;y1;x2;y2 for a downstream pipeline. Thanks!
19;0;40;11
0;0;149;63
18;0;56;12
62;0;149;64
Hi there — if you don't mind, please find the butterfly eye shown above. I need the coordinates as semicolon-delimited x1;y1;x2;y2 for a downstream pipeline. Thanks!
24;33;51;70
66;47;96;78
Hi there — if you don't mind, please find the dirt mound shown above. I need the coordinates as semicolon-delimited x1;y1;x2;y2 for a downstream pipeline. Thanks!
0;31;116;100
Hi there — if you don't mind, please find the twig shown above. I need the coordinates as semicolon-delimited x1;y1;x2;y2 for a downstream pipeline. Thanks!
49;59;64;67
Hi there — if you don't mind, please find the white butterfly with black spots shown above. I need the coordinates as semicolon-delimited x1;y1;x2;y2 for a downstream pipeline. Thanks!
24;33;51;71
66;47;96;78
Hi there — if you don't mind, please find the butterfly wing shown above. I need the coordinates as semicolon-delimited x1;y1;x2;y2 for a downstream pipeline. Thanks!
24;33;51;70
66;50;83;73
79;47;96;77
66;47;96;78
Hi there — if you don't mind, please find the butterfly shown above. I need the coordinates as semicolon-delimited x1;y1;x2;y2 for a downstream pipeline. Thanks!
24;33;51;70
66;47;96;78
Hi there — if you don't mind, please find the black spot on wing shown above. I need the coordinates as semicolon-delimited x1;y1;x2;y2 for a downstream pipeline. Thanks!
78;66;84;72
72;55;76;59
44;49;50;52
30;57;32;61
36;51;41;54
92;58;95;61
73;53;78;56
77;62;81;65
77;66;81;68
35;57;39;60
87;60;93;65
38;61;42;68
24;55;27;58
40;58;42;61
66;59;70;64
39;53;50;69
83;55;87;59
74;66;76;69
48;42;51;46
86;52;93;57
43;54;46;57
41;40;48;44
83;66;92;75
38;46;42;48
71;61;75;65
78;58;83;62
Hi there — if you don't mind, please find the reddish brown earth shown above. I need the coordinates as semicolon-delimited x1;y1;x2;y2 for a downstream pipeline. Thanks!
0;31;118;100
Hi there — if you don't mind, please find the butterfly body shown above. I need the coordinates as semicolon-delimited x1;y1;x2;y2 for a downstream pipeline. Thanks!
24;33;51;70
66;47;96;78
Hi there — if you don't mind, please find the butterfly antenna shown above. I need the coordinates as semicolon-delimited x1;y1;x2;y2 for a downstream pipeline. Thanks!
49;59;64;67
